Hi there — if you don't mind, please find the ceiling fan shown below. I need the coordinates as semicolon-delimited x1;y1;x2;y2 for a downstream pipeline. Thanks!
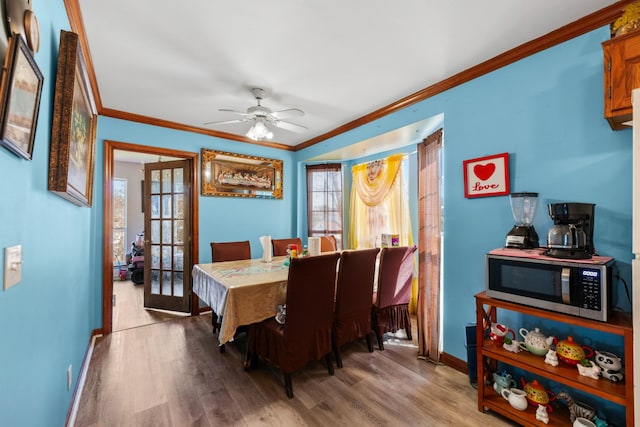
205;88;307;141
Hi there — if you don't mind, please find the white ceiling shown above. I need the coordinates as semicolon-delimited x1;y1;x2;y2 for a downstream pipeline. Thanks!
77;0;618;152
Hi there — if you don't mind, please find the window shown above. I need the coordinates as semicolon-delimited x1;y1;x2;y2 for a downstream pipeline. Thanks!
113;178;127;264
306;164;343;249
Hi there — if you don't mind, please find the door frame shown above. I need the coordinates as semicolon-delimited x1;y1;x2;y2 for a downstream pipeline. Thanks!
102;140;200;335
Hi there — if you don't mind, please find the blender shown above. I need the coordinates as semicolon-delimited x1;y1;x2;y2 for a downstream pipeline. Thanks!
505;192;540;249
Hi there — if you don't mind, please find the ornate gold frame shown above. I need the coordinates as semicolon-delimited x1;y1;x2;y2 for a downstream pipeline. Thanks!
201;148;282;199
48;30;97;207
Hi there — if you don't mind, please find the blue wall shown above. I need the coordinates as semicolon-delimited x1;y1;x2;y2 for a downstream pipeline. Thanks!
297;27;633;362
96;117;297;264
0;2;633;425
0;3;89;426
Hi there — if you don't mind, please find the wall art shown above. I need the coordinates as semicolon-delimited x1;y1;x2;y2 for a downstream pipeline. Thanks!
0;34;43;160
201;148;282;199
48;30;97;207
463;152;509;198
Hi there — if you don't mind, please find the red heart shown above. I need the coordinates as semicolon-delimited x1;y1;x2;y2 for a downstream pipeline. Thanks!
473;163;496;181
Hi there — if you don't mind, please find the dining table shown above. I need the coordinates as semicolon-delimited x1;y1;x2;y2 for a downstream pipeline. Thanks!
192;256;290;346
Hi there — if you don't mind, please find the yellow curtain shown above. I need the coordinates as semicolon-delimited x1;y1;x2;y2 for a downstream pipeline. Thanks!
352;154;403;206
349;154;417;311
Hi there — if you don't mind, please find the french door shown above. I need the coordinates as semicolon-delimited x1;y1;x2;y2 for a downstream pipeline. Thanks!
144;159;191;312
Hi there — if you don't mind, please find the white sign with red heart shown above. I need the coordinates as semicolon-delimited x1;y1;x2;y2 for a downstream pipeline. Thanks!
463;152;509;198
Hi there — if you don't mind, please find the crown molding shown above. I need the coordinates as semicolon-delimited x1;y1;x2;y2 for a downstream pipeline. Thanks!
64;0;634;152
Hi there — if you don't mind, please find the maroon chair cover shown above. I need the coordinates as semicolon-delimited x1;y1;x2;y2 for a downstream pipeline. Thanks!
372;245;417;350
210;240;251;262
209;240;252;348
246;252;341;398
272;238;303;256
333;248;380;367
320;235;337;252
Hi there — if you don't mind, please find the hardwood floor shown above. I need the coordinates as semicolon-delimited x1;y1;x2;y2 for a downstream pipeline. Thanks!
112;279;188;331
74;314;516;426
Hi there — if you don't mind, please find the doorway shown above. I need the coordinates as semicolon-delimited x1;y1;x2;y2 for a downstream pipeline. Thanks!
103;140;199;335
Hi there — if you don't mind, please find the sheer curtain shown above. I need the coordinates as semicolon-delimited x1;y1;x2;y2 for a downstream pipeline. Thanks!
417;129;443;360
349;153;417;310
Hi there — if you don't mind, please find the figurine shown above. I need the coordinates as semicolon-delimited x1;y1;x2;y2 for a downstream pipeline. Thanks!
502;337;521;353
535;404;549;424
544;349;559;367
595;350;624;383
556;391;596;423
576;359;600;380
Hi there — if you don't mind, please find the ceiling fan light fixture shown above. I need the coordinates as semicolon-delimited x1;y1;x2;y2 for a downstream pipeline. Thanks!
246;119;273;141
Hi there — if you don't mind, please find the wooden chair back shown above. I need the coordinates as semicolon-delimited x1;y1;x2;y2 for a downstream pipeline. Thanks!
320;235;337;252
272;238;303;256
210;240;251;262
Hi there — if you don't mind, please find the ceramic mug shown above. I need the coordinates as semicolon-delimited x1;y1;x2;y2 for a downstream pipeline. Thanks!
490;323;515;346
574;417;596;427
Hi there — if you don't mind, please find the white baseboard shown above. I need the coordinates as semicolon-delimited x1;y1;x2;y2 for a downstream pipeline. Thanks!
66;333;100;427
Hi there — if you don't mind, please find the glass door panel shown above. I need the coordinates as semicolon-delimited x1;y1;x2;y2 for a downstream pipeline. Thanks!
144;159;191;312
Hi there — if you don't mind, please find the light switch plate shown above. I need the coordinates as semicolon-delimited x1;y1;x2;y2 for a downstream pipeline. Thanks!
4;245;22;290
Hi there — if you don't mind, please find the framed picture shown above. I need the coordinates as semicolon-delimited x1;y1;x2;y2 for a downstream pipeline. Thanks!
48;30;97;207
201;148;283;199
0;34;44;160
463;152;510;198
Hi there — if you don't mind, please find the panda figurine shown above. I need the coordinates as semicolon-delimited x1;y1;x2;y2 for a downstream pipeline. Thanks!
595;350;624;383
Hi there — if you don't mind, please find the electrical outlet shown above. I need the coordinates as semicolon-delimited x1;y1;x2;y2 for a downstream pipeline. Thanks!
67;365;72;390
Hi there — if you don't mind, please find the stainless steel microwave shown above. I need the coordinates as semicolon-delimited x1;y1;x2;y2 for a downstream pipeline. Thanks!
485;248;615;321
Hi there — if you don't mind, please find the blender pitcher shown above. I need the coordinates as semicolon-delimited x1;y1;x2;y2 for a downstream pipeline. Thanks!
505;192;539;249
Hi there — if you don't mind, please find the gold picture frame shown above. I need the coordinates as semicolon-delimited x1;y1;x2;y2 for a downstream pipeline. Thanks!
48;30;97;207
201;148;283;199
0;34;44;160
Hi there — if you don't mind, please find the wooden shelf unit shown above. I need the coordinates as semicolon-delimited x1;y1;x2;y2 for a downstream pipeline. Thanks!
475;291;633;427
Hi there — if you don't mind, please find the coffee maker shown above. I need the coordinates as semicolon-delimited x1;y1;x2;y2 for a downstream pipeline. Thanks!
545;202;595;259
505;192;540;249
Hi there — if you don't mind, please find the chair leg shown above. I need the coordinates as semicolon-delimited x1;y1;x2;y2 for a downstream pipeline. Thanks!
375;327;384;350
405;324;412;341
365;333;374;353
211;312;218;334
243;350;258;371
334;345;343;368
326;353;335;375
284;373;294;399
372;309;384;350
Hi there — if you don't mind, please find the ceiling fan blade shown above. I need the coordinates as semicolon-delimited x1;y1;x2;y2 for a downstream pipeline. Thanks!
270;108;304;120
218;108;251;117
274;120;307;133
203;118;250;126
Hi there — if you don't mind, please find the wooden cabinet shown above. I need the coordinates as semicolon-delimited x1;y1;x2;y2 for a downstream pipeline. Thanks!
602;29;640;130
475;292;633;426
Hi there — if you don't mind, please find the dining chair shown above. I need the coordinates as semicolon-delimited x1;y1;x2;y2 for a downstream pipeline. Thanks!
333;248;380;368
210;240;251;262
271;238;303;256
209;240;252;348
320;235;337;252
245;252;341;398
371;245;417;350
